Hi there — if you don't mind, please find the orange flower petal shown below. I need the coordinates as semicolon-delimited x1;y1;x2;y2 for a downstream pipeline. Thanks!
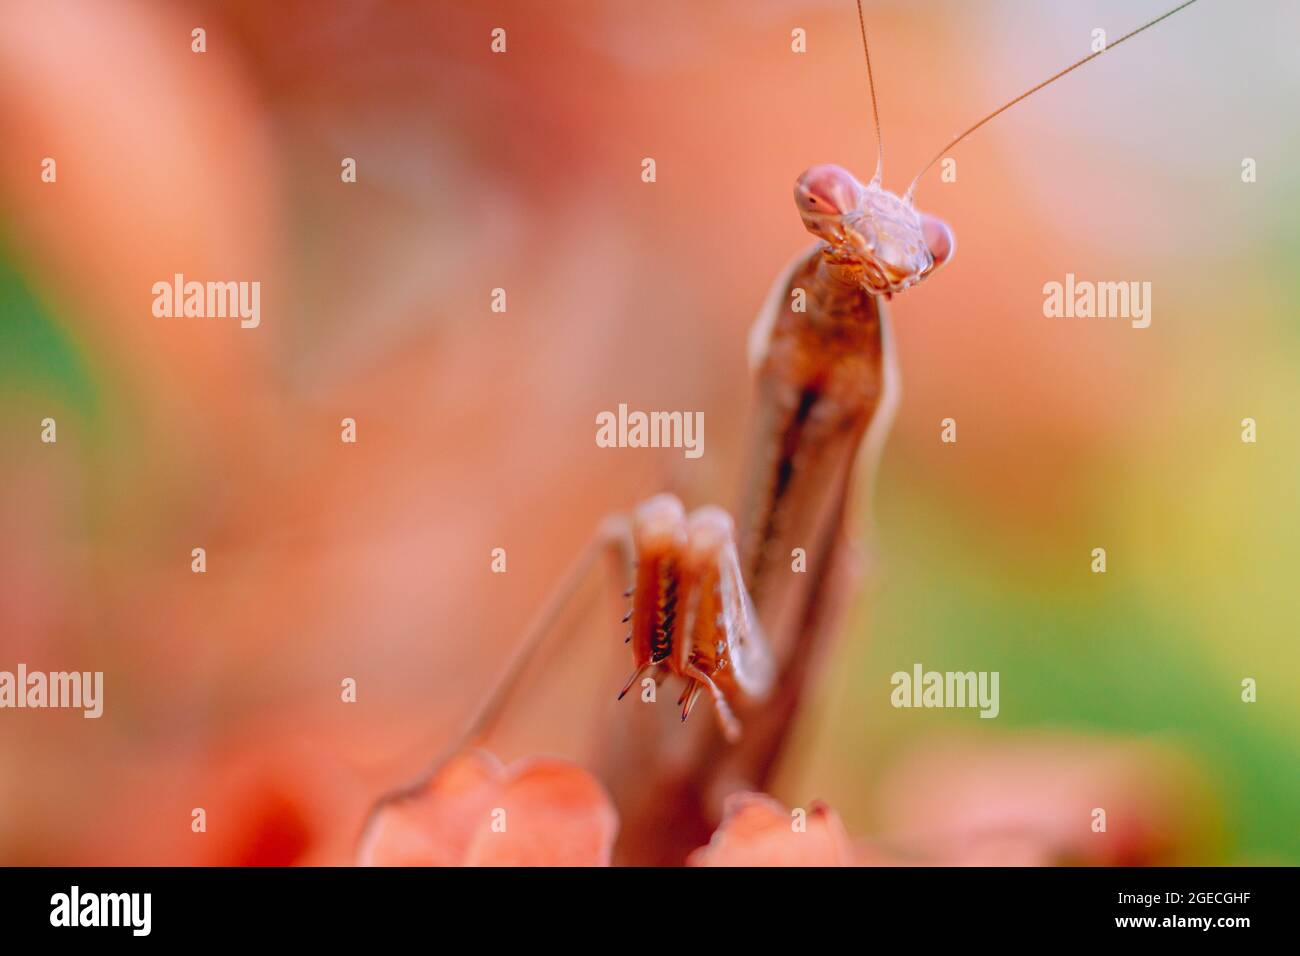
362;750;618;867
464;758;619;866
688;793;855;867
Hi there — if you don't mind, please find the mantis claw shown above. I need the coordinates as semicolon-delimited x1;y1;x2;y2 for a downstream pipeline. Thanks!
618;664;648;701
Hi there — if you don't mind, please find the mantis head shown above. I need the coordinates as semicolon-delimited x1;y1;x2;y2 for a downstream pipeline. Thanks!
794;164;954;296
805;0;1201;296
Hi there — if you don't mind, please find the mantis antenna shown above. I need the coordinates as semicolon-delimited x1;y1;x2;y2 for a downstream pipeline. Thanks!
904;0;1203;202
856;0;884;185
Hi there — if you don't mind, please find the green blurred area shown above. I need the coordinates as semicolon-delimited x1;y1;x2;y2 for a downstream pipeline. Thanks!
0;248;98;419
866;489;1298;863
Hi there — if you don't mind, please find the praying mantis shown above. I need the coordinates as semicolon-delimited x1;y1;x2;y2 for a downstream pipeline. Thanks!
364;0;1204;865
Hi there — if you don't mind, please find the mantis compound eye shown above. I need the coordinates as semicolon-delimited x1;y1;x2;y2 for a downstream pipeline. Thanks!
795;164;860;218
920;213;955;273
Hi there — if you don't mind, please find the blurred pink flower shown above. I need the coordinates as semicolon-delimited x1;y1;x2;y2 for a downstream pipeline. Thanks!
872;735;1219;866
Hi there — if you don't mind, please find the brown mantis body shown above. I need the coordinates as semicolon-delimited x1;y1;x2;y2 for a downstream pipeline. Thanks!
364;0;1203;866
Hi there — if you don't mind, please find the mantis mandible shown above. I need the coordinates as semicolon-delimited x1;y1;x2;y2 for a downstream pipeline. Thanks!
364;0;1203;865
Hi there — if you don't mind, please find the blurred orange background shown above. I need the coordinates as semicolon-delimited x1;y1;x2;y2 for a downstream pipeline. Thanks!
1;0;1296;864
